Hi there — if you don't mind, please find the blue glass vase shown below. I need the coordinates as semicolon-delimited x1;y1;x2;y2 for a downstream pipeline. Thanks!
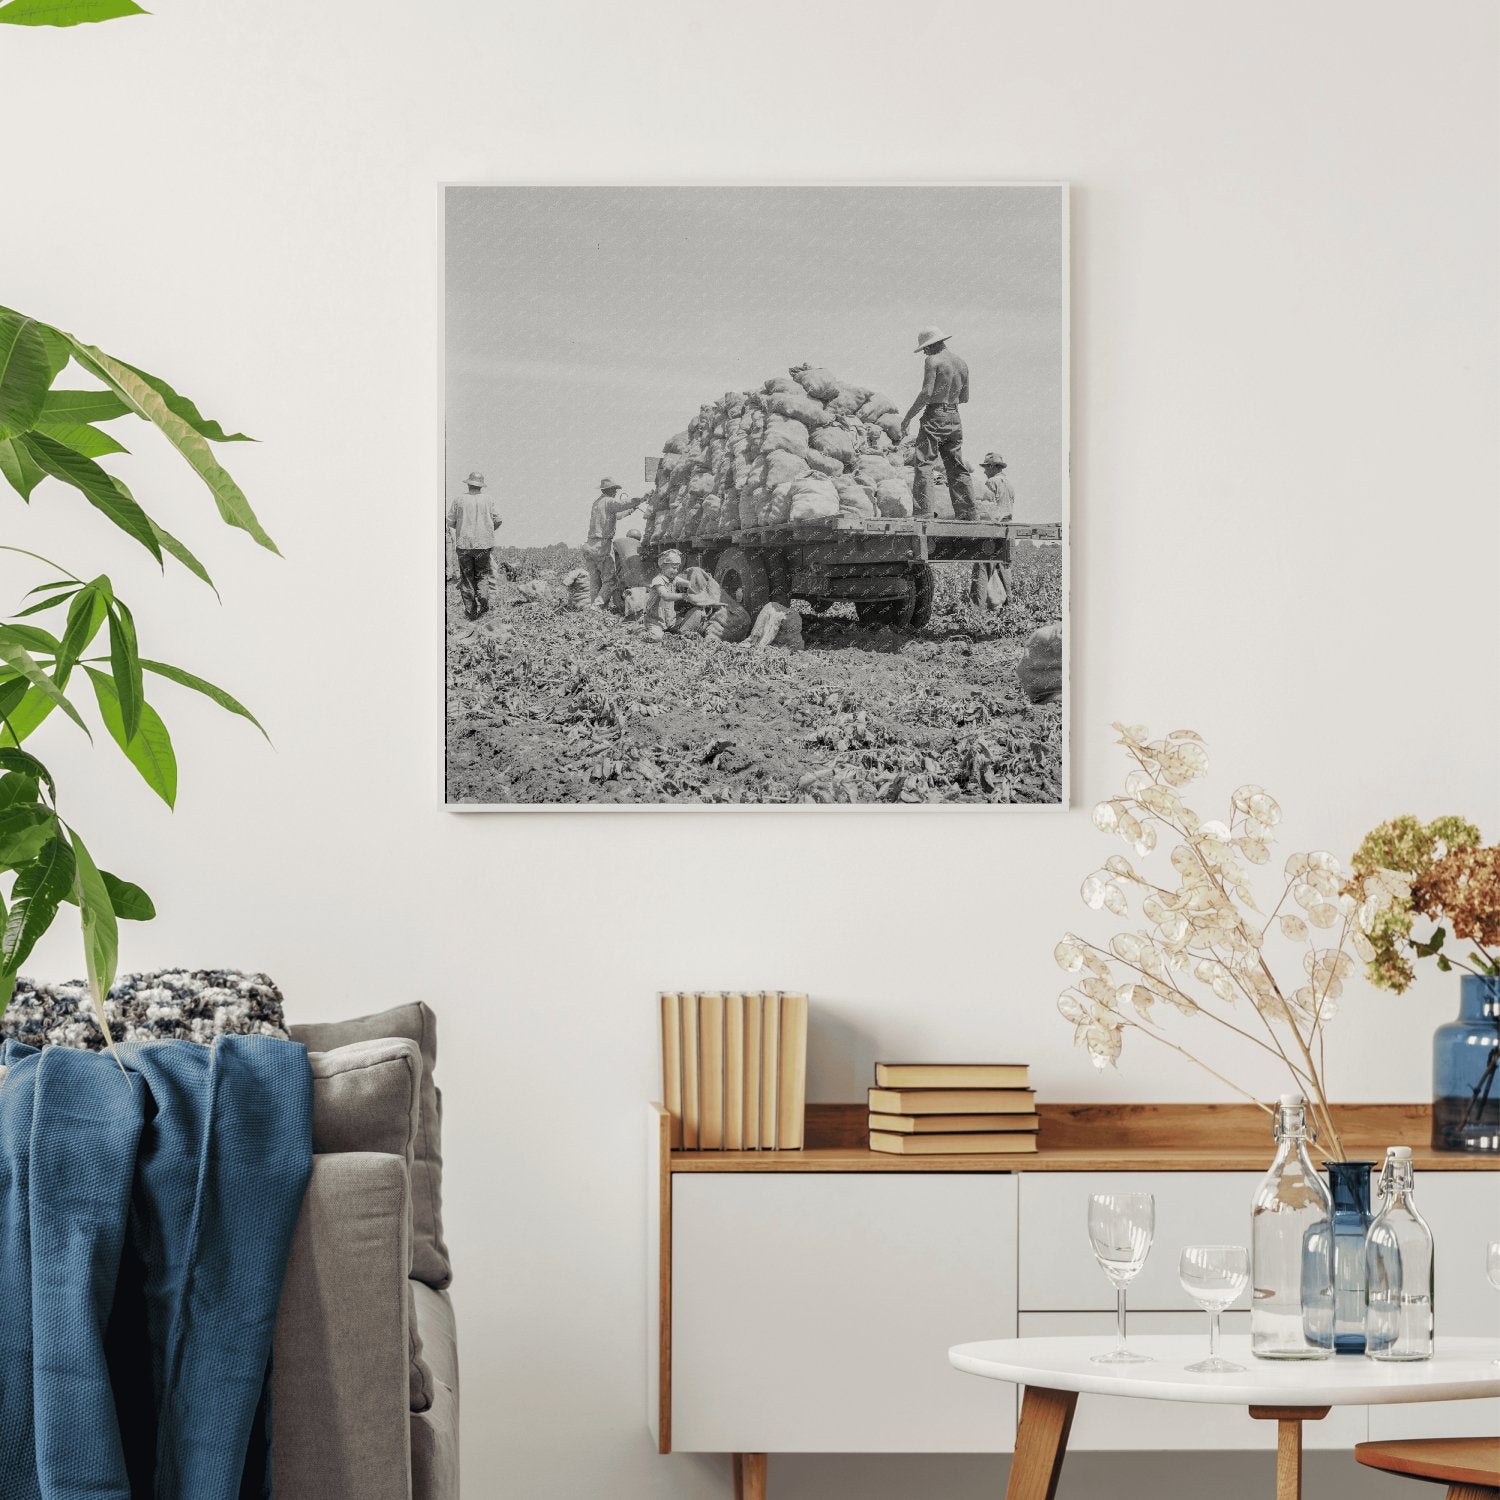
1321;1159;1374;1353
1432;976;1500;1154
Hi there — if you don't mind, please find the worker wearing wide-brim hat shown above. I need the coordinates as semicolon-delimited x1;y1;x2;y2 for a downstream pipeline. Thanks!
970;451;1017;613
898;326;977;520
585;476;641;609
447;470;504;620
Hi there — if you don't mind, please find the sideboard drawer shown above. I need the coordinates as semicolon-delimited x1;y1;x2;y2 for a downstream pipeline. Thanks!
672;1173;1018;1453
1015;1312;1368;1450
1020;1172;1262;1311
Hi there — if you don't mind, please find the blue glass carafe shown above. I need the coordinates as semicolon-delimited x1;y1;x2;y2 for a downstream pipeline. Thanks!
1320;1159;1375;1353
1432;976;1500;1153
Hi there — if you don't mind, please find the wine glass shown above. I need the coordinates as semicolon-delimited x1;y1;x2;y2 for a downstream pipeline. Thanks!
1180;1245;1249;1372
1487;1242;1500;1364
1087;1192;1155;1364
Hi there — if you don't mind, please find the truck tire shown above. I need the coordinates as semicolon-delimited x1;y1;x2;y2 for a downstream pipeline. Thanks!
715;547;771;621
855;591;916;630
909;564;936;629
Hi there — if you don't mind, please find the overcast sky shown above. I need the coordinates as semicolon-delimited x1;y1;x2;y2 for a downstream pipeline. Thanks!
444;185;1066;545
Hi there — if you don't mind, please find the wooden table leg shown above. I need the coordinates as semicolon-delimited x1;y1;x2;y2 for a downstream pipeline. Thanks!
1248;1405;1330;1500
733;1453;766;1500
1006;1385;1078;1500
1445;1487;1500;1500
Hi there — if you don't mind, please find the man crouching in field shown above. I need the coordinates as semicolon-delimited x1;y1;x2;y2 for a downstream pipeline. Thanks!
644;549;691;641
643;550;752;643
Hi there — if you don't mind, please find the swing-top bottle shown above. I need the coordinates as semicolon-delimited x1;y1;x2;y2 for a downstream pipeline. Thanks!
1251;1093;1334;1359
1364;1146;1434;1361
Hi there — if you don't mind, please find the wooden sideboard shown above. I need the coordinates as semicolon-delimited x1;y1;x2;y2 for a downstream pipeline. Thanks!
646;1102;1500;1496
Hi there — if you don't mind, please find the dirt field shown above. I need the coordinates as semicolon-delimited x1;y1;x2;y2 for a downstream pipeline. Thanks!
445;545;1063;806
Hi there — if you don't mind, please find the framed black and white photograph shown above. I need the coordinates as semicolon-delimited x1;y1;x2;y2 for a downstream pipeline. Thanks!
442;184;1068;809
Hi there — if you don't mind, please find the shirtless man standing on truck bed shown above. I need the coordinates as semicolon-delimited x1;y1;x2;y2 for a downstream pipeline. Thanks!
899;326;977;521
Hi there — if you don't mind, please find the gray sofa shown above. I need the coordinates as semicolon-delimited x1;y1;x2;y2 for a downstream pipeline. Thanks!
271;1003;458;1500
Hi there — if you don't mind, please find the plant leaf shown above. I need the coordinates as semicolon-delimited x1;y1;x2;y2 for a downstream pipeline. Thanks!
1;831;75;980
0;678;27;723
67;828;119;1050
106;598;142;743
0;436;46;500
0;309;52;441
18;432;163;562
117;360;252;443
148;521;216;592
139;657;267;739
13;593;76;618
39;388;131;425
0;748;54;793
0;623;61;656
0;772;38;812
84;666;175;804
56;581;107;686
65;341;277;553
101;870;153;921
0;631;89;738
30;416;129;459
0;806;55;866
0;0;148;24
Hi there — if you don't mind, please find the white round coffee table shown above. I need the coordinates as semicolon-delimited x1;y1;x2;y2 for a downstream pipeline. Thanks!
949;1335;1500;1500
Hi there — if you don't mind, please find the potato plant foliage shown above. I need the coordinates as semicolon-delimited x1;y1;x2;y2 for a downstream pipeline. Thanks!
447;544;1063;806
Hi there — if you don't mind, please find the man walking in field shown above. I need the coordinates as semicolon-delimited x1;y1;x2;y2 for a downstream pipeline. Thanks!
899;326;977;520
447;470;503;620
971;450;1016;612
586;478;641;607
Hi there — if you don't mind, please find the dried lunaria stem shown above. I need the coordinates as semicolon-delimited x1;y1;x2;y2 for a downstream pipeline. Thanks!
1056;723;1405;1162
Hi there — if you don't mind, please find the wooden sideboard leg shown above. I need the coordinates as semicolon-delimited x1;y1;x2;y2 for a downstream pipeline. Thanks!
1006;1385;1078;1500
1248;1405;1330;1500
733;1453;766;1500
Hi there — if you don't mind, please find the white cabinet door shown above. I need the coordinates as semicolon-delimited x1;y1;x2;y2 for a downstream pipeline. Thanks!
672;1173;1018;1453
1016;1312;1368;1450
1020;1173;1263;1311
1367;1171;1500;1442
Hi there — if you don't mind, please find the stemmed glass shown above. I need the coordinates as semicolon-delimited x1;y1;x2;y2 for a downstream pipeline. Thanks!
1180;1245;1249;1372
1087;1192;1155;1364
1487;1242;1500;1364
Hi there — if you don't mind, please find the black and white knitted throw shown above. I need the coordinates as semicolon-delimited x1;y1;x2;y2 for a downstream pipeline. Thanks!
0;969;288;1051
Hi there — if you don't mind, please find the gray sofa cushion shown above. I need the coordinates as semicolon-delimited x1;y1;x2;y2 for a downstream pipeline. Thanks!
309;1037;422;1161
291;1003;450;1289
307;1038;433;1412
410;1284;459;1500
272;1153;413;1500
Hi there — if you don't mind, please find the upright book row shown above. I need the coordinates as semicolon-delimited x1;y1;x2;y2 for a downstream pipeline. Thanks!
660;992;808;1151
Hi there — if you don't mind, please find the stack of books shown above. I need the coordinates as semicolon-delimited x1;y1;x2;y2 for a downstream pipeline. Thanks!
660;992;808;1151
867;1062;1039;1155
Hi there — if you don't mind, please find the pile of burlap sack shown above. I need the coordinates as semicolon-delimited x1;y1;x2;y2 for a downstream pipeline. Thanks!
642;365;1002;543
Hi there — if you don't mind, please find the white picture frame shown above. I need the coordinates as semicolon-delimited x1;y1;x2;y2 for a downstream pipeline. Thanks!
440;182;1069;812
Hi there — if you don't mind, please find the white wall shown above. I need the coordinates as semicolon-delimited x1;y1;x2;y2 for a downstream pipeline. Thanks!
4;2;1496;1496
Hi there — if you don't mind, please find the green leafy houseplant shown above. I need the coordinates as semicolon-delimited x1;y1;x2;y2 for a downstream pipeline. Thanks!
0;302;272;1033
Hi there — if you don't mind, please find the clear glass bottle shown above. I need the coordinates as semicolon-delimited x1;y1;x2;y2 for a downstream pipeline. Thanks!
1251;1093;1334;1359
1364;1146;1435;1360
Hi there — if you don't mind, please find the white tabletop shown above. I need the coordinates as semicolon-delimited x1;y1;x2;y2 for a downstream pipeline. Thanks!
949;1336;1500;1408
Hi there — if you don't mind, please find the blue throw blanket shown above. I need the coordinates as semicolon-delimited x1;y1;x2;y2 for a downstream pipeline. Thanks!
0;1035;312;1500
